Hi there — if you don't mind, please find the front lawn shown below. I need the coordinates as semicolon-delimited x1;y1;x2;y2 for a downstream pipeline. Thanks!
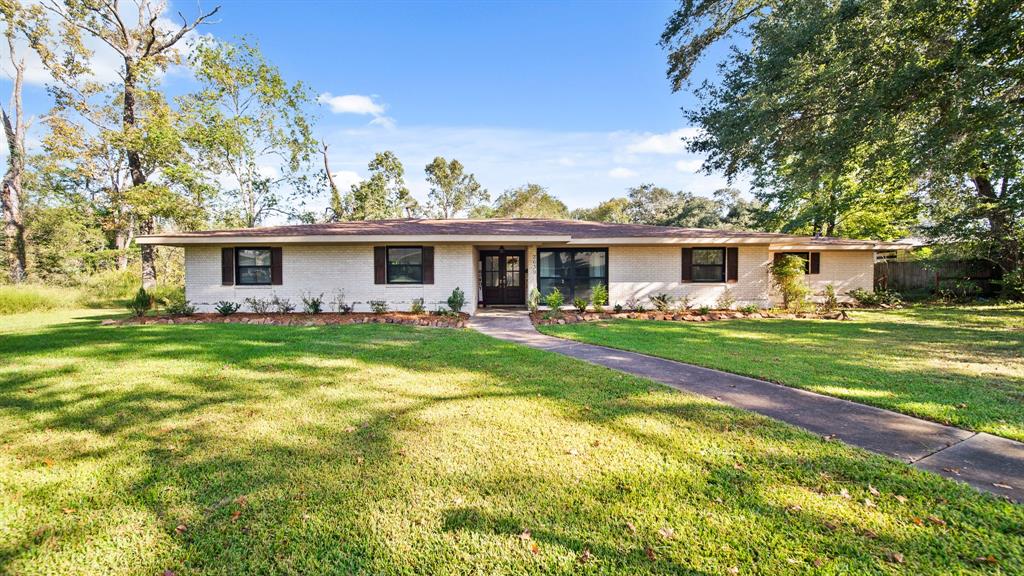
1;310;1021;574
538;305;1024;442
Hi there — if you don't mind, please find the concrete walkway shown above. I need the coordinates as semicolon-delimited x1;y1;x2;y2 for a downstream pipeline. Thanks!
470;308;1024;501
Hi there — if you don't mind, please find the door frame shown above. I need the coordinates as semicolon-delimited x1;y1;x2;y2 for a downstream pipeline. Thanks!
478;249;527;307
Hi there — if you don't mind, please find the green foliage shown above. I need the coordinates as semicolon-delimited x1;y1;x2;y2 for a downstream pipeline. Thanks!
846;288;903;308
446;287;466;314
76;269;142;306
126;287;153;317
302;293;325;314
676;294;693;311
244;297;273;314
698;305;711;315
162;290;195;316
369;300;389;314
344;151;419;220
543;287;564;317
650;293;674;313
214;301;241;316
739;304;759;314
771;255;811;311
613;303;623;313
570;197;631;223
1000;268;1024;302
590;283;608;313
625;296;645;312
527;288;541;313
0;285;79;315
410;298;425;315
270;294;295;314
820;284;839;313
937;279;983;303
424;157;488;218
471;184;568;219
572;297;587;313
331;290;352;314
715;288;736;310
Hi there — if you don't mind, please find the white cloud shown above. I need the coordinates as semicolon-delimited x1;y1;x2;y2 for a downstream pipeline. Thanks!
318;93;386;115
608;167;637;179
626;127;701;155
368;115;397;130
330;170;362;190
674;159;704;173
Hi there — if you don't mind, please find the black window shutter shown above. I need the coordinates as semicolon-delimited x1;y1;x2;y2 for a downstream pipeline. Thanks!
221;247;234;285
422;247;434;284
374;247;386;284
270;247;283;285
810;252;821;274
681;248;693;282
726;247;739;283
773;252;784;266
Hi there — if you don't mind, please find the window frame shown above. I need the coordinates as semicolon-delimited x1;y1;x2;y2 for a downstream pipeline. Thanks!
386;245;424;284
235;247;273;286
536;247;609;302
690;247;726;283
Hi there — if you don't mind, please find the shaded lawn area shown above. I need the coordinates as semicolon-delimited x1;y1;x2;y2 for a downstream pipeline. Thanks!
538;305;1024;442
0;310;1021;575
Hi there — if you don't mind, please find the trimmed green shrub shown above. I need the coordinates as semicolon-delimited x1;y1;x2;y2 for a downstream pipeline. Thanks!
739;304;759;313
302;293;325;314
244;297;272;314
847;288;902;308
650;293;674;313
543;288;564;318
573;297;588;313
590;283;608;313
369;300;389;314
447;287;466;314
771;255;811;311
698;305;711;315
271;294;295;313
613;303;623;313
411;298;426;314
215;301;241;316
820;284;839;312
163;290;195;315
126;287;153;317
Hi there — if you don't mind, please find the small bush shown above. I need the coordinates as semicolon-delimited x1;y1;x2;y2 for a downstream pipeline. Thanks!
302;292;324;314
847;288;902;308
715;288;736;310
613;303;623;313
650;293;674;313
739;304;759;313
1000;267;1024;301
411;297;426;314
698;305;711;315
527;288;541;313
369;300;389;314
625;296;640;311
447;287;466;314
270;294;295;314
676;294;693;311
819;284;839;312
771;255;811;311
244;297;272;314
331;290;352;314
126;287;153;317
543;288;564;318
163;290;195;316
573;297;588;313
590;283;608;313
215;301;241;316
937;279;982;303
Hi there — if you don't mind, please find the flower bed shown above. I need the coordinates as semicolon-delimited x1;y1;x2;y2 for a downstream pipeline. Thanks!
531;309;849;326
104;312;468;328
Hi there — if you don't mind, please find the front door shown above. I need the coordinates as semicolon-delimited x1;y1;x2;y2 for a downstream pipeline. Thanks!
480;250;526;306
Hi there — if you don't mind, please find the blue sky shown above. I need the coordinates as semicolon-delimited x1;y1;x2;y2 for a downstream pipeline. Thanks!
4;0;742;215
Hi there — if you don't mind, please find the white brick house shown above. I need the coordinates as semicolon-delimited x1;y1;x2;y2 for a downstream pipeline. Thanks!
137;219;901;314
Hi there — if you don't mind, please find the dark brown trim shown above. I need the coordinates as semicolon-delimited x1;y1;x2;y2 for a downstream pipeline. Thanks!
681;248;693;282
270;247;283;285
726;247;739;283
810;252;821;275
221;247;234;285
374;247;386;284
422;246;435;284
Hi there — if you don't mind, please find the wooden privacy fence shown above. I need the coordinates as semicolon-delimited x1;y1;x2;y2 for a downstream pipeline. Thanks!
874;259;994;293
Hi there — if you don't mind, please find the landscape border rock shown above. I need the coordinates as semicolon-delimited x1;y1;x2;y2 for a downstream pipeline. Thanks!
104;312;469;328
531;309;849;326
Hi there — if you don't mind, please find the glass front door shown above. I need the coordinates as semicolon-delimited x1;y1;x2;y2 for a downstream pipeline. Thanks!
480;251;526;305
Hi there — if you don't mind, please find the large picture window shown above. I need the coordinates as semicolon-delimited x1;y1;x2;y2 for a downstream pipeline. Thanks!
236;248;272;285
691;248;725;282
387;246;423;284
538;248;608;301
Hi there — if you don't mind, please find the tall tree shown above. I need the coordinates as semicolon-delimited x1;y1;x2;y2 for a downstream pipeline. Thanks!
320;142;344;222
182;37;316;227
424;156;488;218
35;0;219;286
714;188;761;231
661;0;1022;287
570;197;630;223
344;151;419;220
471;183;568;219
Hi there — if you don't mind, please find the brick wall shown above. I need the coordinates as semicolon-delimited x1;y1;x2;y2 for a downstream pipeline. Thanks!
801;250;874;302
185;244;477;314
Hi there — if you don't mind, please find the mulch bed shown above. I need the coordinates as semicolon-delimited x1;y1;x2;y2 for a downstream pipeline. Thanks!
531;309;849;326
104;312;469;328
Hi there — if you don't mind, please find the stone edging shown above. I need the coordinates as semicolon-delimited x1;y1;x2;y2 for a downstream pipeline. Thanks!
103;312;468;328
531;309;849;326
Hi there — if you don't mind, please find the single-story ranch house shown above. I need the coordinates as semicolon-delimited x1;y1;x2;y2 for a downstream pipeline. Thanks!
137;219;905;315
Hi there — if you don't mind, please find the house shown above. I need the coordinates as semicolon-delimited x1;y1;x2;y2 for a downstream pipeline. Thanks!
136;219;905;314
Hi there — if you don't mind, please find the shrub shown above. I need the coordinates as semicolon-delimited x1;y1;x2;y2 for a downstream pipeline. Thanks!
624;296;640;311
369;300;389;314
163;290;195;316
0;285;79;315
302;292;325;314
573;297;588;313
590;283;608;313
650;293;674;313
244;297;272;314
1000;267;1024;301
698;305;711;315
937;279;982;303
543;288;564;318
447;287;466;314
331;290;352;314
676;294;693;311
77;269;139;306
715;288;736;310
613;303;623;313
214;301;242;316
410;297;426;314
126;287;153;317
739;304;759;313
771;255;811;311
847;288;903;308
270;294;295;314
819;284;839;313
527;288;541;313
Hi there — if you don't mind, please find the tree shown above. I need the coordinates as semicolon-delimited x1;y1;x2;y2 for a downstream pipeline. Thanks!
715;188;761;231
344;151;419;220
471;184;568;219
661;0;1022;288
625;184;723;227
320;142;344;222
424;156;488;219
181;37;316;227
570;197;630;223
34;0;219;286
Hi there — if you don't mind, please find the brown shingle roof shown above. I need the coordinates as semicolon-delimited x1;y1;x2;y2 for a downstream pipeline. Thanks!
138;218;881;245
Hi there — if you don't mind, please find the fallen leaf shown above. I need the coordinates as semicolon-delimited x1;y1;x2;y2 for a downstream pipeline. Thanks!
863;498;876;509
839;488;851;500
591;440;601;447
356;456;364;464
658;526;674;540
786;558;798;565
943;467;961;476
344;426;357;433
886;551;905;564
644;546;656;561
43;458;55;467
868;485;880;496
230;510;241;522
894;495;908;504
911;517;924;526
625;521;636;534
822;434;836;441
927;515;946;527
519;529;532;542
727;567;739;575
973;555;998;565
530;542;539;555
993;482;1013;490
566;448;579;457
578;548;594;564
786;504;802;513
234;495;248;507
813;558;824;567
174;524;187;534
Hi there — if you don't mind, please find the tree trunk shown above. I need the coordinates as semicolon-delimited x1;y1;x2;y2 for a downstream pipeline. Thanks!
122;60;157;288
1;103;27;283
973;174;1018;275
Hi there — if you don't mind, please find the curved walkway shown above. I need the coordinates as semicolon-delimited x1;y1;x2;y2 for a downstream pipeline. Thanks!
470;309;1023;501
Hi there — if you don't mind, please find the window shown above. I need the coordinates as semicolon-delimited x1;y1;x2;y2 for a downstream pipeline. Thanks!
779;252;811;274
387;246;423;284
538;248;608;301
236;248;272;285
691;248;725;282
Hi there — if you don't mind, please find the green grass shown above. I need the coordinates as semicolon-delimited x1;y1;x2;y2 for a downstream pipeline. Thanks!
538;305;1024;442
1;309;1021;575
0;285;81;315
0;272;182;315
